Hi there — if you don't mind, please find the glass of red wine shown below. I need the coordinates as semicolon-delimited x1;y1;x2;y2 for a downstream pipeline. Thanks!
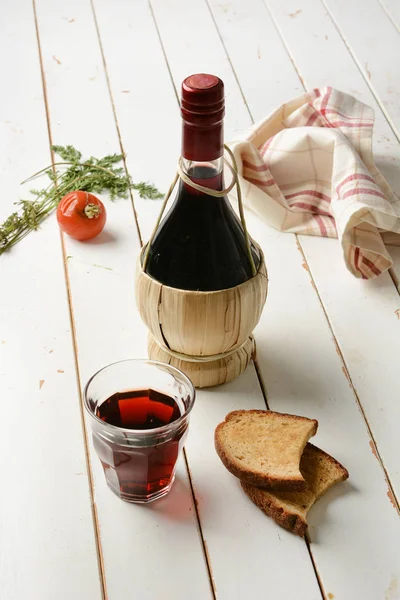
84;359;195;503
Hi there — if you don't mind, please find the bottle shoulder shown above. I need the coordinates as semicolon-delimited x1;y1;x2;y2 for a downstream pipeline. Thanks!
145;180;260;291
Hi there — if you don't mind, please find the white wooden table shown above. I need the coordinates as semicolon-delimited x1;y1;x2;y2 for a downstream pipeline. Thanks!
1;1;400;598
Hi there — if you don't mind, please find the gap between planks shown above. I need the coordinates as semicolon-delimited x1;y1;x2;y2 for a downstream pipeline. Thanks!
183;448;218;600
204;0;254;123
305;534;329;600
147;0;180;106
32;1;108;597
318;0;400;144
89;0;143;247
89;1;218;597
389;265;400;294
377;0;400;35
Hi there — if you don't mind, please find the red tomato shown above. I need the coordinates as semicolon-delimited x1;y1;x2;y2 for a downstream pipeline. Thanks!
57;191;106;241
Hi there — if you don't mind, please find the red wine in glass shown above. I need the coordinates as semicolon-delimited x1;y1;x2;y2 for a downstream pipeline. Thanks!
94;389;184;498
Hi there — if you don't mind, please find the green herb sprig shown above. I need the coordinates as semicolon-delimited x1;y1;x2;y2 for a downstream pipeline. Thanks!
0;144;163;254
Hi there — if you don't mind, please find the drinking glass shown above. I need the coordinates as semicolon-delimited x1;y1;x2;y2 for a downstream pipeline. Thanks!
84;359;195;503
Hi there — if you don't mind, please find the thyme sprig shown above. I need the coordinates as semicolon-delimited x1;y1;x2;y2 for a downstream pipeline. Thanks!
0;144;163;254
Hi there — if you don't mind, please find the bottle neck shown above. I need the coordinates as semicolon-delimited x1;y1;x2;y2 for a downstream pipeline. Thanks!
181;156;224;195
182;123;223;158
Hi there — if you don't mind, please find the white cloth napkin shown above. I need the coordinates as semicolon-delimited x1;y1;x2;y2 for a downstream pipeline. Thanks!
230;86;400;279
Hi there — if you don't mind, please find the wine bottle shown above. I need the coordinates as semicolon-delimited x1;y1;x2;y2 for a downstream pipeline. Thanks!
144;73;260;291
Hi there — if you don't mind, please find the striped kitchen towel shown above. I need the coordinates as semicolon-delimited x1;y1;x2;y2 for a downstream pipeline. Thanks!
230;86;400;279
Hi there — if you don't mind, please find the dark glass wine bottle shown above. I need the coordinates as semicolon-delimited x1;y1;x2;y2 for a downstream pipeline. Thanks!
144;73;260;291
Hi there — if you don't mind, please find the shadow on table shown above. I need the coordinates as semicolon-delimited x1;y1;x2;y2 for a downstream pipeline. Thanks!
255;342;334;410
307;479;357;544
375;157;400;197
144;474;197;523
85;229;118;245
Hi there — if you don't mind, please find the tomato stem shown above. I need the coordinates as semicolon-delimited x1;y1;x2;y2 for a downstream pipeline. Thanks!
84;203;102;219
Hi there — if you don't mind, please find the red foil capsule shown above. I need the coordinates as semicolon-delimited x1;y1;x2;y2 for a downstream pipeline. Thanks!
181;73;225;161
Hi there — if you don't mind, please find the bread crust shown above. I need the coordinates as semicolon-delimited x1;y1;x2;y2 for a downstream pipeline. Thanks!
241;481;308;537
241;443;349;537
304;443;349;487
224;409;318;425
215;410;318;491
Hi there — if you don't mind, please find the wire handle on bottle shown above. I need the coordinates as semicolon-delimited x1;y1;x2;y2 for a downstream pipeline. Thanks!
142;144;257;278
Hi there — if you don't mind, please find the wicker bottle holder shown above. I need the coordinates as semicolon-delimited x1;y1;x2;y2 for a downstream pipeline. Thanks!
135;246;267;388
135;146;268;388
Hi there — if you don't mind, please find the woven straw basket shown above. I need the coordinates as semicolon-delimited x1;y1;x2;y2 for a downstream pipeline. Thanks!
135;244;268;388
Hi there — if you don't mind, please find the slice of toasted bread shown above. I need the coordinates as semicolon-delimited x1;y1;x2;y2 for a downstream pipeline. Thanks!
241;443;349;536
215;410;318;490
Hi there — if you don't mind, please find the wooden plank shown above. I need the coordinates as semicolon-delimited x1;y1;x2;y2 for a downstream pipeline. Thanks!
185;366;323;600
322;0;400;138
0;1;102;598
148;0;400;598
33;0;213;598
91;0;324;597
